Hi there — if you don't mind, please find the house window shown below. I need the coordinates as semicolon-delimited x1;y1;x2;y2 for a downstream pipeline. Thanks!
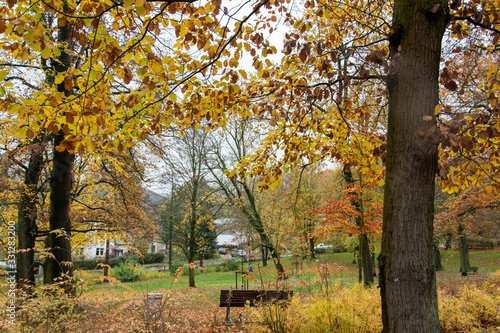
96;248;104;256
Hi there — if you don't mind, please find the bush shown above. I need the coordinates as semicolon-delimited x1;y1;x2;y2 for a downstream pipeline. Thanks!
139;252;165;264
268;283;382;333
14;283;79;332
169;261;184;275
112;261;139;282
439;284;500;331
72;256;133;271
215;258;241;272
73;258;105;270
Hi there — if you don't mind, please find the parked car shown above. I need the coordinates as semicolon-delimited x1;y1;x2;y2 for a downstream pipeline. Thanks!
314;243;333;250
231;249;247;257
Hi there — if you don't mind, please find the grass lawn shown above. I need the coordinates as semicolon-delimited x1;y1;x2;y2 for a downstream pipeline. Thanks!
79;248;499;295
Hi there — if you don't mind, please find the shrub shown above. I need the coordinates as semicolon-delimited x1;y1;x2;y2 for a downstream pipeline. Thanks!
140;252;165;264
439;283;500;331
73;258;105;270
73;256;132;270
13;282;80;332
182;265;202;276
169;261;187;275
217;258;240;272
112;261;139;282
281;283;382;333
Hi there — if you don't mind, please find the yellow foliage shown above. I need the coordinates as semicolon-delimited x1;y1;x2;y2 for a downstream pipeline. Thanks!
284;284;382;332
259;281;500;333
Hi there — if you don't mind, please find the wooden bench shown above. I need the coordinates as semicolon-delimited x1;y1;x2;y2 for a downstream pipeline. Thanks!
468;240;494;250
219;289;293;324
465;266;478;274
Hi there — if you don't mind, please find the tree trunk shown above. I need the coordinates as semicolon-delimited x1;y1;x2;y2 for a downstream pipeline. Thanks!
457;225;470;276
344;164;373;285
379;1;448;331
360;233;373;285
104;239;110;279
199;251;204;269
46;0;75;294
433;242;443;271
168;218;173;266
17;141;45;289
47;137;75;292
309;237;316;260
261;245;268;266
261;233;285;274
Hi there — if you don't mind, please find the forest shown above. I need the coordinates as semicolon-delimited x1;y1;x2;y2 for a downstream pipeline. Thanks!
0;0;499;332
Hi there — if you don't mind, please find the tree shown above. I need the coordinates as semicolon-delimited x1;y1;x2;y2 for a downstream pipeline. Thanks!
207;119;286;274
218;0;497;330
16;141;46;289
435;182;500;275
0;0;273;291
285;166;336;260
158;128;222;287
311;166;382;284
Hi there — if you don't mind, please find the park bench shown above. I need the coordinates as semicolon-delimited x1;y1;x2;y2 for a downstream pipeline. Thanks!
462;266;478;274
467;240;494;250
219;289;293;324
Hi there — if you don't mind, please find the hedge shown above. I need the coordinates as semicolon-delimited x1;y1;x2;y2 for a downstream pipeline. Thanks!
73;252;164;270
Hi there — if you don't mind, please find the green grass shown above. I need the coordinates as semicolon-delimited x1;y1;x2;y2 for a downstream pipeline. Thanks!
11;249;499;297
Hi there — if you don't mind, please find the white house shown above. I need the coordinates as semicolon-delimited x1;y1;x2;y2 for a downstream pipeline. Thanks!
74;239;128;260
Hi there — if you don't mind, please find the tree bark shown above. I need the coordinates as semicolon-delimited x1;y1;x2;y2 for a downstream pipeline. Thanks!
360;233;372;285
17;141;45;289
260;233;285;274
45;0;75;294
457;225;470;276
47;137;74;291
261;245;268;266
309;236;316;260
343;164;373;285
104;239;110;279
379;0;448;331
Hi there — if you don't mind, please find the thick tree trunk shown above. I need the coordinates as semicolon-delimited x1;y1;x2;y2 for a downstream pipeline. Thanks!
17;142;45;289
46;0;75;294
47;138;74;292
380;1;448;331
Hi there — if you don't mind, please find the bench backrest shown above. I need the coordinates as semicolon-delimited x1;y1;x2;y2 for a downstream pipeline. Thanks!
219;289;293;307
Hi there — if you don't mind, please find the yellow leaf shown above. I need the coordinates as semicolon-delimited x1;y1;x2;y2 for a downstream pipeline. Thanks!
41;47;51;59
18;127;27;138
54;74;65;84
0;70;8;81
434;104;443;115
